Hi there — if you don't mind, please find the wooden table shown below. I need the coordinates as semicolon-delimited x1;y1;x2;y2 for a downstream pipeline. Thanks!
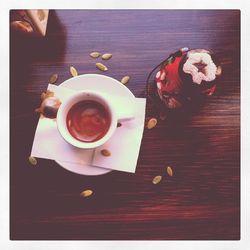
10;10;240;240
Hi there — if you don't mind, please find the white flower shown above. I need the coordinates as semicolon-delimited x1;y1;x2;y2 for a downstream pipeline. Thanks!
183;52;217;85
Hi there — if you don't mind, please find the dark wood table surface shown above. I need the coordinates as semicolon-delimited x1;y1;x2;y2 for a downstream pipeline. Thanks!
10;10;240;240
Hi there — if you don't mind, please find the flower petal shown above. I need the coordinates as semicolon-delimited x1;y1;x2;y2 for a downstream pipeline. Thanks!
156;71;161;79
157;81;162;89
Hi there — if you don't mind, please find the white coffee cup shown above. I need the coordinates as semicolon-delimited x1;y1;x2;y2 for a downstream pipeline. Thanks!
57;91;133;149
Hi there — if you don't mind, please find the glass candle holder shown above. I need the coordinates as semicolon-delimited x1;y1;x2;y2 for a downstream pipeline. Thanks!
146;48;222;116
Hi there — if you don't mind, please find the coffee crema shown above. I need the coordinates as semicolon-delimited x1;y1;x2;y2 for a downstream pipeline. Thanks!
66;100;111;143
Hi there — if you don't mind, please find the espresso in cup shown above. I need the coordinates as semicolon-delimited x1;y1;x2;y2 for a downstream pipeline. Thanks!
57;90;134;149
66;100;111;143
57;91;117;149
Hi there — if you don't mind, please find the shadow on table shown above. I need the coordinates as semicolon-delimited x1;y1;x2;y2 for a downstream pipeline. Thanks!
10;10;66;84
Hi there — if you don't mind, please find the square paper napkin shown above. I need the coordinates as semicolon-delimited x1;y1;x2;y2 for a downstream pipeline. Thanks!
31;84;146;173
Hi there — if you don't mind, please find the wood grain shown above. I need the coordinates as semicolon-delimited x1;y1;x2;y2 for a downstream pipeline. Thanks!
10;10;240;240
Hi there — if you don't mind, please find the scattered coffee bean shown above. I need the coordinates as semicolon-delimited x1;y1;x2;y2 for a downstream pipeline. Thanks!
70;66;78;77
80;189;93;198
90;51;101;58
167;166;174;177
101;149;111;157
28;156;37;166
96;62;108;71
102;53;112;60
49;74;58;84
152;175;162;184
147;118;157;129
121;76;130;85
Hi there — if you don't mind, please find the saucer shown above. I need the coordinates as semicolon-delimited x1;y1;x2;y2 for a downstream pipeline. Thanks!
56;74;135;176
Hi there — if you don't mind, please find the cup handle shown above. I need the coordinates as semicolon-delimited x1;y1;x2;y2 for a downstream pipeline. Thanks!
115;102;135;122
103;94;136;122
117;113;135;122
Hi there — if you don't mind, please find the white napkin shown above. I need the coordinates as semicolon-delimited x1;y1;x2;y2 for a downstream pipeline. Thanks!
31;84;146;173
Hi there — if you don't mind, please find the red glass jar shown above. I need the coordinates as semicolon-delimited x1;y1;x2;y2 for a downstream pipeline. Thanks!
150;48;222;110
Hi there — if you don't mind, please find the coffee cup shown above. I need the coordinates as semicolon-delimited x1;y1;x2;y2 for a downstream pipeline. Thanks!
57;91;133;149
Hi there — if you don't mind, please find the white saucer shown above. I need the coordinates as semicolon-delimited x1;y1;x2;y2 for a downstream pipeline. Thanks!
55;74;135;176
